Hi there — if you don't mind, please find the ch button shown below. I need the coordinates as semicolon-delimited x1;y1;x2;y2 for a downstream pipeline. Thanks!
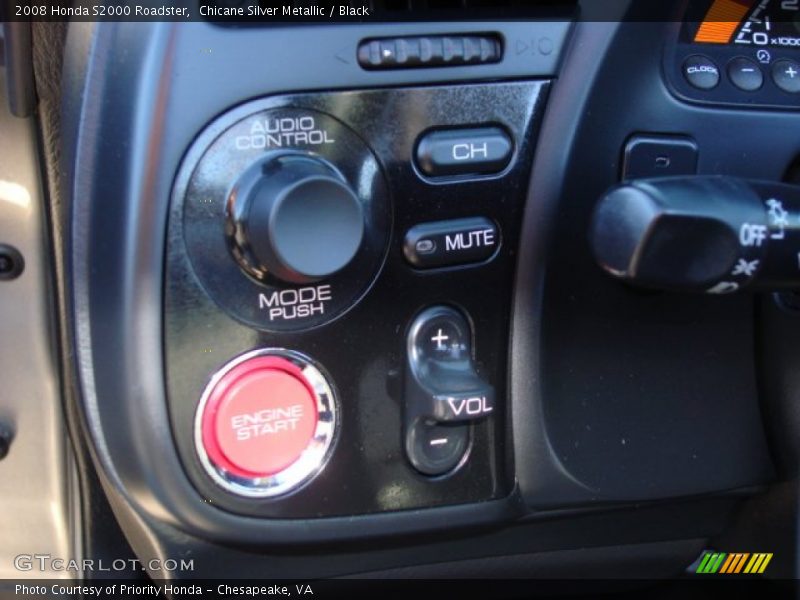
415;127;513;178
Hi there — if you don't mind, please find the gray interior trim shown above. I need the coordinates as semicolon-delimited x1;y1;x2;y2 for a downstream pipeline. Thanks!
0;68;79;579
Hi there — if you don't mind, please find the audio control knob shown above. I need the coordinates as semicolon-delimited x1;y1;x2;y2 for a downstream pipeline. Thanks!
228;153;365;284
181;106;390;331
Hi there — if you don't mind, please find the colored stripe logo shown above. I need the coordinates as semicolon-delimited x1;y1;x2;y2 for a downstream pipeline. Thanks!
695;552;773;574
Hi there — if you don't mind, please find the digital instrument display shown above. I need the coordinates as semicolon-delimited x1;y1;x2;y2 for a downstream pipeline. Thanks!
694;0;800;47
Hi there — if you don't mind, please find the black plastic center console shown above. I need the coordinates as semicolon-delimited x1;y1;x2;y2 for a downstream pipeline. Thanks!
166;81;549;517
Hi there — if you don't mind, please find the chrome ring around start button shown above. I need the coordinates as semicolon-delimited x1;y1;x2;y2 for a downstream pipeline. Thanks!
194;348;338;498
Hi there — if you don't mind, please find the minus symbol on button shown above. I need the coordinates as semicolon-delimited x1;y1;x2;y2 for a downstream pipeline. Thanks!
430;438;449;446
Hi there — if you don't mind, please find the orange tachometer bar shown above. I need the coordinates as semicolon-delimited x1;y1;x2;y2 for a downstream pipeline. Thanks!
694;0;754;44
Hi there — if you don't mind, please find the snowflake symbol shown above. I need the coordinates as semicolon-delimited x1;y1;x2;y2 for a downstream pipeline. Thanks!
732;258;760;277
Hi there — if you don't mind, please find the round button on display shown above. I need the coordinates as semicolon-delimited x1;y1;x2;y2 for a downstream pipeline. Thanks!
196;350;337;498
727;57;763;92
772;59;800;94
683;55;720;90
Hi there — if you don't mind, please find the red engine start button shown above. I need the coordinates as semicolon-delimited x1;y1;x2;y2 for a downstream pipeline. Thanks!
200;356;319;478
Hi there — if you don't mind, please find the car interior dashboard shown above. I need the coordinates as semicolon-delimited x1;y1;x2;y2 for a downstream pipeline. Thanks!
0;0;799;593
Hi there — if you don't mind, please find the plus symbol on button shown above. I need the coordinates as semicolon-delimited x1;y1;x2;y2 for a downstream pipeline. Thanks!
431;329;449;350
786;66;798;78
